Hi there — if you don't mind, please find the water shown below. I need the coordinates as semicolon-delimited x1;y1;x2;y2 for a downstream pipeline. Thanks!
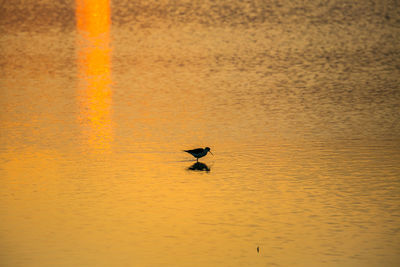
1;0;399;266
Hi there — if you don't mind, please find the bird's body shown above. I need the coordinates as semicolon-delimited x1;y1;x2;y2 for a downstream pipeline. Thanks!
184;147;213;161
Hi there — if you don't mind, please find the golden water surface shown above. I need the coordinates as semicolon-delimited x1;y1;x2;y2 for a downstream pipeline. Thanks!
1;0;399;266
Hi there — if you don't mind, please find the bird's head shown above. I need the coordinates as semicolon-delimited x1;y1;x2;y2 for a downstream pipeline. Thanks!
205;147;213;155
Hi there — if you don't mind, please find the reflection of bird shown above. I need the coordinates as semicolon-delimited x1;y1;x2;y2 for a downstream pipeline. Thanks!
188;162;210;172
257;246;259;253
184;147;213;162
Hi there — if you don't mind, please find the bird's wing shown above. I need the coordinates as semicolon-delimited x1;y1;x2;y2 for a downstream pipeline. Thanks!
184;148;203;154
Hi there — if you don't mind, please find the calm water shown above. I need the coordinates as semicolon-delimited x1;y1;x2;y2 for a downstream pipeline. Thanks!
1;0;400;266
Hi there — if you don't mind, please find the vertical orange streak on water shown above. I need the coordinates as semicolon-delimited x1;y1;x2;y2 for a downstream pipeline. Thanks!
76;0;112;152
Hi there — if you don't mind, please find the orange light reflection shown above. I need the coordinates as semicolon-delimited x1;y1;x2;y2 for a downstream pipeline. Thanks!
76;0;113;152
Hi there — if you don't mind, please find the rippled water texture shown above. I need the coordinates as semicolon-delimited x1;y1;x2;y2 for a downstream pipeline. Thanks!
1;0;399;266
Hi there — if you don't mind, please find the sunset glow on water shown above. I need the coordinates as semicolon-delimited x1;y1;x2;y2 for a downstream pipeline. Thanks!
76;0;113;152
0;1;399;266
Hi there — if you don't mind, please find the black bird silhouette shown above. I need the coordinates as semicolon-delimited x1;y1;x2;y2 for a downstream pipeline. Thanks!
184;147;213;162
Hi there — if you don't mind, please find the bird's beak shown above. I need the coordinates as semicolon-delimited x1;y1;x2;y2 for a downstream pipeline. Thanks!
209;151;213;155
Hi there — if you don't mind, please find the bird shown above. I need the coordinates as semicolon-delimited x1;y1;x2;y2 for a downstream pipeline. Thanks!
184;147;213;162
257;246;259;253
